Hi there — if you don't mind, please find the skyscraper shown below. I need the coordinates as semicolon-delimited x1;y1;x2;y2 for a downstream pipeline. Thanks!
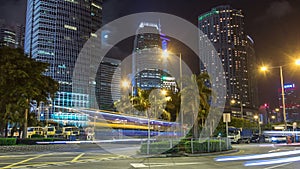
25;0;102;110
278;83;300;122
0;20;24;49
132;22;171;93
198;5;256;116
246;35;259;109
96;57;121;111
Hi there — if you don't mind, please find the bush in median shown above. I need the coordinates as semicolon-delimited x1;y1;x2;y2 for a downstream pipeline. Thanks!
140;141;180;154
17;138;67;145
0;138;17;146
184;139;230;153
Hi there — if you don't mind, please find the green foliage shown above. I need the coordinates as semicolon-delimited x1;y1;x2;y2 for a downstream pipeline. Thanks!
229;117;257;130
139;139;230;154
0;138;17;146
140;141;180;154
0;47;59;137
30;134;44;138
17;138;67;145
184;140;229;153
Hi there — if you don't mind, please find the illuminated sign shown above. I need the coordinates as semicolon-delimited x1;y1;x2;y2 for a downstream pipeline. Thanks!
284;83;295;89
198;8;219;21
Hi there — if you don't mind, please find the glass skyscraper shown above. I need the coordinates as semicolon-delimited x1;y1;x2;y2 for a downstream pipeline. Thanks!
132;22;175;93
24;0;102;111
198;5;257;115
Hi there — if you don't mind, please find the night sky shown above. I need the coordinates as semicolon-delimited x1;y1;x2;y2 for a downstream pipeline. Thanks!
1;0;300;109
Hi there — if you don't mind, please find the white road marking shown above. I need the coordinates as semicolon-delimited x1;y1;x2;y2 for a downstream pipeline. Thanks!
130;162;204;168
263;162;292;169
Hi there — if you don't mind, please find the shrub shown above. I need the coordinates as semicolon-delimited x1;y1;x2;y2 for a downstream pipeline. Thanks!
0;138;17;146
184;139;230;153
17;138;67;145
140;140;180;154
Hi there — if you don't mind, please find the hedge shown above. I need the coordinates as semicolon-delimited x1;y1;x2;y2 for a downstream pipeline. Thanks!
140;139;231;154
140;141;180;154
0;138;17;146
184;140;230;153
17;138;67;145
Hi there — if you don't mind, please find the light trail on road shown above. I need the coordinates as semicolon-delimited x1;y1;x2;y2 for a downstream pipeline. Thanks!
214;149;300;162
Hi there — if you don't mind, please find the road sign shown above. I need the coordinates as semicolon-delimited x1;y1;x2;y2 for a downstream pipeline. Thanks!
223;113;231;122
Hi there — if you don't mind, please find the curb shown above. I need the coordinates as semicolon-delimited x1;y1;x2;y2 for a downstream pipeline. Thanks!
132;149;239;158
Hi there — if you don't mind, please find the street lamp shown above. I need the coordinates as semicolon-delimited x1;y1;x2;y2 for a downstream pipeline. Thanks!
260;60;300;130
121;80;134;115
254;115;261;135
231;99;244;119
162;51;183;135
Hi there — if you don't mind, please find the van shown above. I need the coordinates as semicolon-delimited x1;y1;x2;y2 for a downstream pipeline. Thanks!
27;127;44;138
44;126;56;136
62;126;79;138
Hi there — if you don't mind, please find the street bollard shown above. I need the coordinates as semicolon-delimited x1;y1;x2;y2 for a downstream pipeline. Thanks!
219;138;222;152
207;138;210;152
191;138;194;154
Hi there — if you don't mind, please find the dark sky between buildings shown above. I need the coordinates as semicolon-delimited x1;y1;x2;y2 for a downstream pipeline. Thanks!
1;0;300;109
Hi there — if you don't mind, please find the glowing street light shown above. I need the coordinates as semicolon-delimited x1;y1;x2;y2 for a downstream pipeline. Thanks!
259;60;300;130
254;115;261;135
260;66;268;72
162;50;183;135
231;99;244;119
121;79;134;115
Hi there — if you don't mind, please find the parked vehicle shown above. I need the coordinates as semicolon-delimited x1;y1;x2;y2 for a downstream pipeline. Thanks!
250;134;260;143
264;136;272;143
27;127;44;138
228;127;252;144
44;126;56;137
62;126;79;139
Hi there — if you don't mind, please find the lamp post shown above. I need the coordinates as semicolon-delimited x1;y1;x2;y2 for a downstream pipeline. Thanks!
260;60;300;130
163;51;183;135
254;115;261;135
122;80;134;115
231;99;244;119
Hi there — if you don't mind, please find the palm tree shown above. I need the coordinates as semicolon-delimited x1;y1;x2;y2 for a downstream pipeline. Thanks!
114;95;132;114
196;73;212;127
180;73;212;138
180;74;200;138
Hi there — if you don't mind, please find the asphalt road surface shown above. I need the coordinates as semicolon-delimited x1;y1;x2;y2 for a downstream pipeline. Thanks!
1;143;300;169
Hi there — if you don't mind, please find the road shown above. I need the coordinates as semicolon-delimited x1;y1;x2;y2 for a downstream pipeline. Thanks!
0;143;300;169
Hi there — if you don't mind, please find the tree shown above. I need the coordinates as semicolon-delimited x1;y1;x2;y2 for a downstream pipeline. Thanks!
180;73;212;138
0;47;59;138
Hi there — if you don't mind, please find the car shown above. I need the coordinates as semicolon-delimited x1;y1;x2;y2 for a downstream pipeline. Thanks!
250;134;260;143
239;137;250;144
264;136;272;143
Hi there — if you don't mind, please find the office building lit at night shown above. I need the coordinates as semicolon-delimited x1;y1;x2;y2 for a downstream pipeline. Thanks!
198;5;258;118
24;0;103;112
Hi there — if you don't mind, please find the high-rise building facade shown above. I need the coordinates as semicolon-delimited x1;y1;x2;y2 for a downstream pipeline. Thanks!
0;20;24;49
278;83;300;122
96;57;121;111
132;22;173;93
246;35;259;109
25;0;102;110
198;6;255;115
